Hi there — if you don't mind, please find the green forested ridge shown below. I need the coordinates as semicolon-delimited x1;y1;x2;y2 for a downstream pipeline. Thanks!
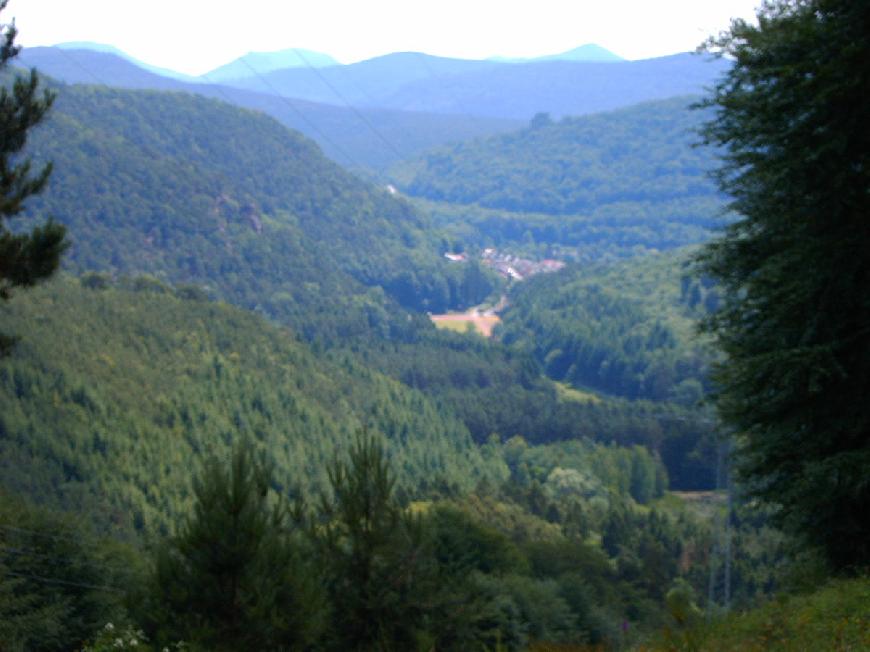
0;278;762;650
414;195;720;262
353;323;717;491
13;77;721;492
0;277;503;533
395;96;719;219
499;249;714;403
23;82;489;340
2;0;861;645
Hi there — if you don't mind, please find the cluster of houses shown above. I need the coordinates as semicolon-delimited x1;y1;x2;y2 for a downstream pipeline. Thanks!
444;248;565;281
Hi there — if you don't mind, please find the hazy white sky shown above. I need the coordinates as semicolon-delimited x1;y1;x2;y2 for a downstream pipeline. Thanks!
8;0;760;75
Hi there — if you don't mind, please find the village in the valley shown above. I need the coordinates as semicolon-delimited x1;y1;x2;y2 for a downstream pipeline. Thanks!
431;248;566;336
445;248;566;281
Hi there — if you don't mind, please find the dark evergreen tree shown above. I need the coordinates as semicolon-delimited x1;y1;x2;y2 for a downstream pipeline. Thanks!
0;1;67;354
149;442;326;650
317;434;438;651
696;0;870;571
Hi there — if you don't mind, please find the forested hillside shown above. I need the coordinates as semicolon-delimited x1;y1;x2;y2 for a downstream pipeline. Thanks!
23;83;496;339
0;277;502;534
15;77;718;492
1;278;750;650
397;95;718;227
5;0;864;646
499;250;715;403
354;326;717;490
393;96;728;263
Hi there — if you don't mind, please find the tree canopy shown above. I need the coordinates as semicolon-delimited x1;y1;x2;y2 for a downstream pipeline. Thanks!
697;0;870;571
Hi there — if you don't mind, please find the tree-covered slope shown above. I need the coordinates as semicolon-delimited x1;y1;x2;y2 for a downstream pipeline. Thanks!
353;324;717;490
22;83;492;338
499;249;716;403
18;48;521;171
0;277;503;534
397;96;718;217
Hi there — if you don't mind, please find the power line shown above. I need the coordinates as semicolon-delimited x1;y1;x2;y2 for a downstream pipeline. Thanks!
0;544;137;578
235;56;364;170
2;570;124;594
0;523;87;544
51;47;110;86
409;52;493;134
46;46;365;173
290;49;410;165
198;70;256;109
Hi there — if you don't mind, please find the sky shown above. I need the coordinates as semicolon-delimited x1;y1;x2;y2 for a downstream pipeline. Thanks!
8;0;761;76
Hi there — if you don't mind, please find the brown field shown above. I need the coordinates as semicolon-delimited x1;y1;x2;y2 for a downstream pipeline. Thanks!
430;312;501;337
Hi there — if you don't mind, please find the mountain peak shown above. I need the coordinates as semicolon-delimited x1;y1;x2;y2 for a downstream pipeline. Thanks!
547;44;624;62
202;48;338;82
490;43;624;64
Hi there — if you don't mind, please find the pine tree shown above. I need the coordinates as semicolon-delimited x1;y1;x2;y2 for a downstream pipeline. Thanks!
696;0;870;571
150;442;326;650
0;0;67;354
317;434;437;651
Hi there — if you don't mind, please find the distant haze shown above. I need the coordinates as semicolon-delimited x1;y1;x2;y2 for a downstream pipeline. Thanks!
10;0;759;76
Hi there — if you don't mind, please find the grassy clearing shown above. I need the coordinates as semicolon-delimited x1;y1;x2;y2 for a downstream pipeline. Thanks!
430;313;501;337
554;381;602;405
432;318;479;334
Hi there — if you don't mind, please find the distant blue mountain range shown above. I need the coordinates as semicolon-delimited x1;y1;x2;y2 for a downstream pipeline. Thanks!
18;46;520;171
203;48;339;82
55;42;202;82
20;42;728;167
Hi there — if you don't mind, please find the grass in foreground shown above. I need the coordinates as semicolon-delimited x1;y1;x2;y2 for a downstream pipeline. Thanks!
639;577;870;651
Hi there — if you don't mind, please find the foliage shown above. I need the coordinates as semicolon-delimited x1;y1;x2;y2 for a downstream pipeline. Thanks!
696;0;870;571
0;2;67;354
503;438;667;506
148;442;325;651
0;276;502;533
315;434;442;650
499;250;713;403
22;82;479;342
81;623;172;652
393;97;732;277
640;577;870;651
354;323;717;490
416;196;722;264
397;96;717;218
0;489;135;652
